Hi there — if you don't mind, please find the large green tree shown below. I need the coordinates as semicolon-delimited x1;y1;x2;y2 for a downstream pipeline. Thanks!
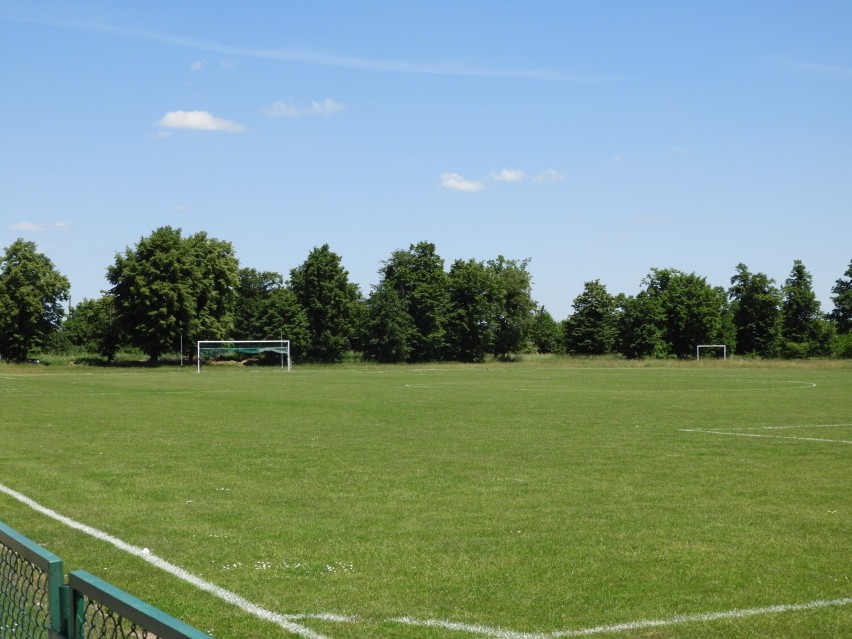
377;242;449;362
780;260;832;357
616;292;668;359
289;244;361;363
0;239;70;360
564;280;619;355
829;259;852;334
487;256;535;358
618;269;732;358
233;268;285;338
728;263;782;357
107;226;239;362
361;285;416;363
445;258;502;362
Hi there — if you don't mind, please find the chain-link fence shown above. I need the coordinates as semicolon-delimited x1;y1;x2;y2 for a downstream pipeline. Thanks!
0;521;63;639
1;522;210;639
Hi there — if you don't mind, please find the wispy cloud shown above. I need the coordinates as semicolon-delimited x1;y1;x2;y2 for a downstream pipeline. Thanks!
264;98;344;118
190;59;206;71
11;221;70;233
534;169;566;183
630;214;671;224
786;59;852;79
156;110;246;132
440;173;485;193
492;169;525;182
0;10;616;82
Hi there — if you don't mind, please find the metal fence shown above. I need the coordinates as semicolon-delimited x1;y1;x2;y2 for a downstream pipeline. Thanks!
0;521;211;639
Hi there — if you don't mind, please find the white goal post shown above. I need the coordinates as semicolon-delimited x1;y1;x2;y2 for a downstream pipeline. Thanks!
696;344;727;360
196;340;291;373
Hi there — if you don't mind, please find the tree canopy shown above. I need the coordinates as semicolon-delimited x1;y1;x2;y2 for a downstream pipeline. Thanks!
6;230;849;363
0;239;70;360
289;244;361;363
728;263;782;357
829;259;852;334
107;226;239;362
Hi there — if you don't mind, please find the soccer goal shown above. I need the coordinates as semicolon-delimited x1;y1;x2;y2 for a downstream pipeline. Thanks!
196;340;291;373
696;344;727;360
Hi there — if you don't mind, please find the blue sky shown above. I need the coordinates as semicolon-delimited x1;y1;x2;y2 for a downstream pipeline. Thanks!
1;1;850;320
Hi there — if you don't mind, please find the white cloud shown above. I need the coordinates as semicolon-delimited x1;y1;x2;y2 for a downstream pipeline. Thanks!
440;173;484;192
11;221;70;233
264;98;344;118
492;169;525;182
534;169;566;183
173;204;190;212
156;110;246;132
263;101;301;118
190;59;206;71
308;98;344;116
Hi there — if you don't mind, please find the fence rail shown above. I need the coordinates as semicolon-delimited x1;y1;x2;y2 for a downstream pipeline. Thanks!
0;521;211;639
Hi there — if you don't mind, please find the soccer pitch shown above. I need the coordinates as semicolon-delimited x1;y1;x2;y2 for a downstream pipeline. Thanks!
1;360;850;638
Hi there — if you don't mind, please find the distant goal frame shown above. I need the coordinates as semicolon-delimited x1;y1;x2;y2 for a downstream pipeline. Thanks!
196;340;291;373
696;344;727;360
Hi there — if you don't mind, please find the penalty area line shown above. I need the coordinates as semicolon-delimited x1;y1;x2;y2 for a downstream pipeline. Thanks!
0;483;332;639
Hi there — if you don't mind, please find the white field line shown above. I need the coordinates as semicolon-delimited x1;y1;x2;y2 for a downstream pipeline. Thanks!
4;483;851;638
0;483;330;639
679;428;852;444
719;423;852;431
394;597;852;638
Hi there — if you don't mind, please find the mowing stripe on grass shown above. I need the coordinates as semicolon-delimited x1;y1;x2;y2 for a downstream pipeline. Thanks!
0;483;330;639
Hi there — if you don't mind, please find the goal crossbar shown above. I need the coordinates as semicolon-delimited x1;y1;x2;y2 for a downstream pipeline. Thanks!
197;340;291;372
696;344;727;360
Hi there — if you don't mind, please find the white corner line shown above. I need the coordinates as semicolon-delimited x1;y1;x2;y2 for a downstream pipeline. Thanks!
394;596;852;638
3;483;850;639
0;483;330;639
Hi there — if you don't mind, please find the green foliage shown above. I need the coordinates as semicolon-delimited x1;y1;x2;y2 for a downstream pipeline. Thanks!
529;305;563;353
728;263;782;357
617;292;669;358
487;256;535;358
62;296;123;360
781;260;822;343
289;244;361;363
445;258;502;362
377;242;449;362
564;280;619;355
107;227;239;362
232;268;311;359
617;269;732;359
780;260;832;357
0;238;70;360
361;285;416;362
833;332;852;358
828;259;852;334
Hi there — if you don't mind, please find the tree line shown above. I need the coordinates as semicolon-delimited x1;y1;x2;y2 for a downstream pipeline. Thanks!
1;228;850;363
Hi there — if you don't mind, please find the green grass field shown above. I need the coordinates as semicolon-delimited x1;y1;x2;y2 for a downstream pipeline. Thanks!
1;359;850;638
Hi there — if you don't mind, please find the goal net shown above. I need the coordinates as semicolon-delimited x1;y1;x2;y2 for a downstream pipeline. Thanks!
696;344;727;360
196;340;291;372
